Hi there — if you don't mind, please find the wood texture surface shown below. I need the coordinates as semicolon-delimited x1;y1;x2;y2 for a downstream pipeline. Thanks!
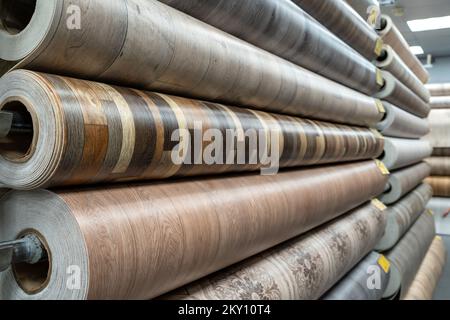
0;161;388;300
0;70;384;190
377;15;429;84
0;0;383;127
426;157;450;176
384;212;436;299
376;45;430;103
426;83;450;97
157;0;381;96
163;202;386;300
377;101;429;139
425;177;450;197
292;0;382;60
375;183;433;252
381;138;432;170
375;71;430;118
322;252;389;300
430;96;450;109
403;236;447;300
424;109;450;151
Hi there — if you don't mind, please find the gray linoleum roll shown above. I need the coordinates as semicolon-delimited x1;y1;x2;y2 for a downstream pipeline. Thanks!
374;71;430;118
426;83;450;97
427;198;450;236
425;109;450;150
157;0;381;96
375;184;433;252
383;212;436;299
426;157;450;176
376;46;430;103
0;0;383;127
377;102;430;139
430;96;450;109
322;252;390;300
380;138;432;170
403;236;447;300
380;162;431;205
163;201;386;300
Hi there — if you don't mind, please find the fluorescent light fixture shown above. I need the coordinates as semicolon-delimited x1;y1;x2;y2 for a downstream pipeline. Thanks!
408;15;450;32
410;46;424;55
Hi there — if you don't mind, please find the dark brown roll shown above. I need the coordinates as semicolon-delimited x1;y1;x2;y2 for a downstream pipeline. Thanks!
377;15;429;84
375;183;433;252
433;149;450;157
0;0;383;127
426;157;450;176
383;212;436;299
374;71;430;118
157;0;381;95
430;96;450;109
425;177;450;197
0;70;384;190
163;201;386;300
376;45;430;103
292;0;382;60
380;162;431;205
0;161;388;299
426;83;450;97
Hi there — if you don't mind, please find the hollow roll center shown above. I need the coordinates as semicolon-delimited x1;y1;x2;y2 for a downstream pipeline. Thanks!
0;0;36;35
0;100;34;162
13;230;51;295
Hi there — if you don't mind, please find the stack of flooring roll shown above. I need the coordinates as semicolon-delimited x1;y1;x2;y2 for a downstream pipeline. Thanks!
0;0;435;301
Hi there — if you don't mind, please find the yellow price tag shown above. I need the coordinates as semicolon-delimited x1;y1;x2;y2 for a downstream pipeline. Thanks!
370;128;384;140
436;236;443;241
375;99;385;113
427;209;434;216
375;160;390;175
375;38;384;56
371;198;387;211
378;255;390;274
376;69;384;87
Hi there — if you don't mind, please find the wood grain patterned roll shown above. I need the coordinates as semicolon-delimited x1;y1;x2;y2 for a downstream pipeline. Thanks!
163;202;386;300
403;236;447;300
377;15;429;84
0;0;383;127
0;161;388;300
426;157;450;176
157;0;381;96
377;102;429;139
383;212;436;299
0;70;384;190
427;198;450;236
380;162;431;205
433;149;450;157
376;46;430;103
322;252;390;300
424;109;450;150
425;177;450;198
376;184;433;252
292;0;382;61
380;138;432;170
430;96;450;109
426;83;450;97
374;71;430;118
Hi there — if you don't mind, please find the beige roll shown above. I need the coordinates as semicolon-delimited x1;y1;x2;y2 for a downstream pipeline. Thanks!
426;157;450;176
424;109;450;150
376;46;430;103
380;138;432;171
0;0;383;127
430;96;450;109
374;71;430;118
425;176;450;198
377;15;429;84
403;236;447;300
426;83;450;97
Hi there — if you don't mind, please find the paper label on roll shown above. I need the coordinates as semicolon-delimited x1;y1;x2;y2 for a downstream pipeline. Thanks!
375;99;385;113
375;160;390;175
370;128;384;140
371;198;387;211
376;70;384;87
375;38;384;56
427;209;434;216
378;255;390;273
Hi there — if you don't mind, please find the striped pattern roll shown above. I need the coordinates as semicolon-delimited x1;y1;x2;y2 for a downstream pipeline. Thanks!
426;83;450;97
164;202;386;300
0;70;384;190
430;96;450;109
424;109;450;151
425;177;450;197
426;157;450;176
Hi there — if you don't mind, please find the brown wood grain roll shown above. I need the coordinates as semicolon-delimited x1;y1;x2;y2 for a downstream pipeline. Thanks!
426;157;450;176
157;0;381;96
403;236;447;300
376;183;433;252
163;201;386;300
380;162;431;205
0;0;383;127
0;161;388;300
380;138;432;171
376;46;430;103
374;71;430;118
430;96;450;109
433;149;450;157
426;83;450;97
425;176;450;197
377;15;429;84
292;0;382;61
424;109;450;150
0;70;385;190
383;212;436;299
